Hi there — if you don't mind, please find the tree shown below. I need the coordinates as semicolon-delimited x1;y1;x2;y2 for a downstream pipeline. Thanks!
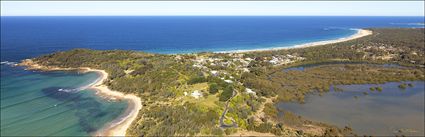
398;83;407;89
219;85;233;101
211;128;224;136
375;86;383;92
263;103;278;119
209;83;219;94
188;76;207;84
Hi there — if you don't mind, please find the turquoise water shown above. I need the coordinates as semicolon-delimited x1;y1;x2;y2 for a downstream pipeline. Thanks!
1;65;127;136
278;81;425;136
1;16;424;136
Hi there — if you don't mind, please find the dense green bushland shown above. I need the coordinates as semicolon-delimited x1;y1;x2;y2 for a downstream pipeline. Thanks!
34;49;203;95
242;64;424;102
29;28;425;136
127;103;220;136
244;28;425;67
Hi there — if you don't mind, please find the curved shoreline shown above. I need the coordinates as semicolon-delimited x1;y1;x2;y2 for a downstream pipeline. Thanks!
17;61;142;137
85;68;142;136
15;28;372;136
217;28;372;53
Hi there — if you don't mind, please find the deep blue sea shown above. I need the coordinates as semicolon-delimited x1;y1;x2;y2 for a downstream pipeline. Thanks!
1;16;424;136
1;16;424;61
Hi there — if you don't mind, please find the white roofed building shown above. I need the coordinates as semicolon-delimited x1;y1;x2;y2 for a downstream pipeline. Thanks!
191;90;203;99
245;88;256;95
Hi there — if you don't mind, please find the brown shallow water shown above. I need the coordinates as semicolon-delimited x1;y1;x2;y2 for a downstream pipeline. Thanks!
277;81;425;136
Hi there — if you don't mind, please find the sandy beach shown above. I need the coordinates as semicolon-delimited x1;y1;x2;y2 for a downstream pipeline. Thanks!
15;28;371;136
86;68;142;137
18;61;142;137
218;29;373;53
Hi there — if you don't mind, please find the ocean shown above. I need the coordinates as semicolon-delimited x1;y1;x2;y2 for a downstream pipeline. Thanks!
1;16;424;136
0;66;127;136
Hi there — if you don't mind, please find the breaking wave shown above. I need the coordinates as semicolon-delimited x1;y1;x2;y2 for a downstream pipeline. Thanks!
1;61;18;66
57;88;79;93
57;74;102;93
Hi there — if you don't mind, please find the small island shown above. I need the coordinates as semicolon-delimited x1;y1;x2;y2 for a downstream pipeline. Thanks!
18;28;425;136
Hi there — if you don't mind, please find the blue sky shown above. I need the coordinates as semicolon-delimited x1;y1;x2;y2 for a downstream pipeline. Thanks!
1;1;424;16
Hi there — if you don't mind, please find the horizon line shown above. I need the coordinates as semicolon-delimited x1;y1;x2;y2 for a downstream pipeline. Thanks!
2;15;425;17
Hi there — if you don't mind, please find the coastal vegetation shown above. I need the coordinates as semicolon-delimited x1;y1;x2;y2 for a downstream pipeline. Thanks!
399;83;408;89
244;28;425;67
21;28;425;136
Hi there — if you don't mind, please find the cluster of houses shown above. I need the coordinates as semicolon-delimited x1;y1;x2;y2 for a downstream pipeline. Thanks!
354;43;407;61
191;55;251;75
183;88;256;99
177;53;306;99
267;54;306;66
191;53;306;74
357;44;401;53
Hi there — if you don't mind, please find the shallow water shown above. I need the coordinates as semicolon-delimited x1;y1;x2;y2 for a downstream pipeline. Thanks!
0;65;127;136
1;16;424;136
277;81;425;136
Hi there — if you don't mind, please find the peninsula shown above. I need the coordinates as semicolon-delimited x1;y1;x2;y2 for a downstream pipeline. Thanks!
18;28;425;136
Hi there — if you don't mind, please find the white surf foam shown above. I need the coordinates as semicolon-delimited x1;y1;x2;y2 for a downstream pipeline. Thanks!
1;61;18;66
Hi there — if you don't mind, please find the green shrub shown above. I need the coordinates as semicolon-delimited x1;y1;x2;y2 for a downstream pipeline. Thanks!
224;128;237;135
263;103;278;119
209;83;219;94
211;128;224;136
398;83;407;89
375;86;383;92
254;122;273;133
219;85;234;101
188;76;207;84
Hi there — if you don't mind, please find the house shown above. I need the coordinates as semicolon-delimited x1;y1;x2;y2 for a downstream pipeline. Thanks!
210;70;219;76
191;90;202;99
224;80;233;83
245;88;256;94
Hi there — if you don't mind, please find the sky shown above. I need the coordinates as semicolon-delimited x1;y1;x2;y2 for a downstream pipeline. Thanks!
1;1;424;16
